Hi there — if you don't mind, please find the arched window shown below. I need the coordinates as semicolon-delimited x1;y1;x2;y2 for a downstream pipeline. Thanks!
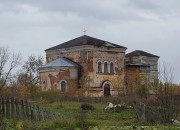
102;80;113;96
104;62;108;73
110;62;114;73
60;80;67;92
97;61;102;73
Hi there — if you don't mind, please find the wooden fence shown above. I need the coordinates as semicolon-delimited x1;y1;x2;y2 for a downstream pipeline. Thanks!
0;97;62;121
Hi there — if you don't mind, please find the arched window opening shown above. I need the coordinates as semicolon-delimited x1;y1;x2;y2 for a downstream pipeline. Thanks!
110;62;114;73
104;84;111;96
104;62;108;73
102;80;113;97
97;61;102;73
60;81;67;92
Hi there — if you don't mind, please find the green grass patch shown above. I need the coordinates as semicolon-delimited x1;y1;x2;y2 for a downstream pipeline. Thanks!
1;100;180;129
37;101;137;127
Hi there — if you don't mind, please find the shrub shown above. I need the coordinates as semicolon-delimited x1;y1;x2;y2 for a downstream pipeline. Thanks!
75;121;98;128
80;103;95;110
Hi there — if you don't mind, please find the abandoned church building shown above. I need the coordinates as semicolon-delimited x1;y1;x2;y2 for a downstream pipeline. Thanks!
39;35;159;97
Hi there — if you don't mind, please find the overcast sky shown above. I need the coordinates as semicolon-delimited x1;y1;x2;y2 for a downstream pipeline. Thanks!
0;0;180;83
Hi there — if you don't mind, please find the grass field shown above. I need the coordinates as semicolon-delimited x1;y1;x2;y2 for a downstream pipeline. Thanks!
39;101;135;126
1;100;180;129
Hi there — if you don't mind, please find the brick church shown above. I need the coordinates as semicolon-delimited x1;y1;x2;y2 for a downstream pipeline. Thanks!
39;35;159;97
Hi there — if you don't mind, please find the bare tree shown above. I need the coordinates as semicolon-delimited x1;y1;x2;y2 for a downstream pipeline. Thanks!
18;55;44;88
0;46;21;88
155;63;180;123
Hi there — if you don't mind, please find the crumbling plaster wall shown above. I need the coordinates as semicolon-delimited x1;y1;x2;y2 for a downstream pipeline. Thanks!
39;67;78;91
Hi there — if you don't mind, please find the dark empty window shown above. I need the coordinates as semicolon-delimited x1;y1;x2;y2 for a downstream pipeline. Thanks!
110;62;114;73
104;62;108;73
97;61;102;73
60;81;66;92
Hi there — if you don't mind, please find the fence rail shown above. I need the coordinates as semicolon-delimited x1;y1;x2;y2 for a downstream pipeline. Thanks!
0;97;61;121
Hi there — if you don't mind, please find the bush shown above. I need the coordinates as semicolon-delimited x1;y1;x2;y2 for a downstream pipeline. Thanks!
80;103;95;110
75;121;98;128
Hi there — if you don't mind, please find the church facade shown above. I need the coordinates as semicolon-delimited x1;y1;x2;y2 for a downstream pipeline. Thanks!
39;35;159;97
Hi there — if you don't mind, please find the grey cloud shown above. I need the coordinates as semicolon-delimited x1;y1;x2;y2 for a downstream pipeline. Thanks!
125;0;158;10
0;0;161;22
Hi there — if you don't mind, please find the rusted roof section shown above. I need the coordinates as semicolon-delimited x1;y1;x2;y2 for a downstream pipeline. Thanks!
45;35;127;51
126;50;159;58
39;57;79;69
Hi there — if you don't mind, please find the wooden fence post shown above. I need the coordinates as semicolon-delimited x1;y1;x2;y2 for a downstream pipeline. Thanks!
33;104;37;121
20;99;25;119
36;105;41;121
34;104;38;121
41;108;45;120
30;104;34;120
0;98;2;119
16;98;19;120
43;109;47;120
2;97;5;118
11;97;15;119
6;97;10;118
25;100;30;120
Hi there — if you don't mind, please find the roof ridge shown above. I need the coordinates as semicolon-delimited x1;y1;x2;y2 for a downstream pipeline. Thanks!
126;50;159;58
40;57;79;69
45;35;127;51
